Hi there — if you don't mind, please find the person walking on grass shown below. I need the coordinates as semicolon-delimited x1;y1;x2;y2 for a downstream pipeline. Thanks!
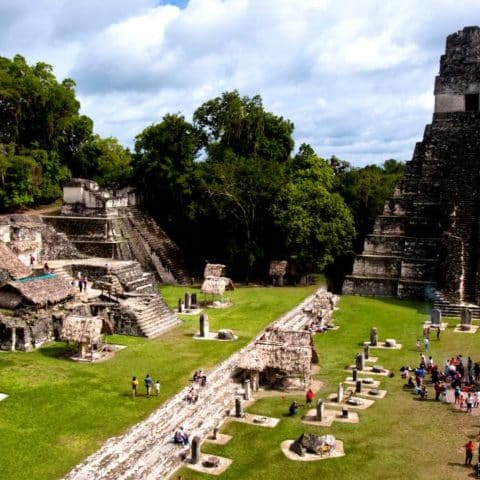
465;440;474;465
144;374;152;397
423;337;429;351
154;380;161;396
306;388;314;406
131;376;139;398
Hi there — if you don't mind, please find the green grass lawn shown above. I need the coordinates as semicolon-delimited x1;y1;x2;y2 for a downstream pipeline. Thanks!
175;295;480;480
0;285;316;480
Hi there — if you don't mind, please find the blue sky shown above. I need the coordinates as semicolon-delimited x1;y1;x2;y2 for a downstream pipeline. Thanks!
1;0;480;166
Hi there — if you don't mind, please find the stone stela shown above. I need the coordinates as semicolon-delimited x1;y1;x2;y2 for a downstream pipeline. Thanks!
199;313;209;337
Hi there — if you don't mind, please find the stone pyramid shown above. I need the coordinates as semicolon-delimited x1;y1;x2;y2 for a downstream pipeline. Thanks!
344;26;480;307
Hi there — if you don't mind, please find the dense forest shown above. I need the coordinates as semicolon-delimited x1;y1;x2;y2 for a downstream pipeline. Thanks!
0;55;404;281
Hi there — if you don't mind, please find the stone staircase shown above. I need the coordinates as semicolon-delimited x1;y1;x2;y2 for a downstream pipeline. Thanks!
112;263;155;295
63;289;321;480
126;296;181;338
431;289;480;319
126;209;190;285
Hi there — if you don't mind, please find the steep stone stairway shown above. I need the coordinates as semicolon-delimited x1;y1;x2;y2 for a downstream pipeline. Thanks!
126;209;190;285
63;290;320;480
125;296;181;338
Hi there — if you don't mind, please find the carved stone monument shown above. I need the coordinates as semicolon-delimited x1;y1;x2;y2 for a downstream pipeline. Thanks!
337;382;344;403
244;379;251;400
363;343;370;359
185;292;191;310
316;399;324;421
431;309;442;326
191;436;201;464
235;398;244;417
356;352;365;371
199;313;209;337
352;368;358;381
370;327;378;347
461;308;472;326
355;380;362;394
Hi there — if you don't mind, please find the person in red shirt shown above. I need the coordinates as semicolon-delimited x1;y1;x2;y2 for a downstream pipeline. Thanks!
306;388;314;406
465;440;474;465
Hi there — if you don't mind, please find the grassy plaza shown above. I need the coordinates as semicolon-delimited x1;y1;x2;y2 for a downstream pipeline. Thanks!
1;286;479;479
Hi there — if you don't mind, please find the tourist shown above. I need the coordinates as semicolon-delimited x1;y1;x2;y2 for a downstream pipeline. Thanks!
44;262;50;273
436;327;440;340
440;383;448;403
466;393;473;413
465;440;474;465
419;353;426;368
29;253;35;268
78;272;83;293
289;400;299;416
82;274;88;293
306;388;314;406
419;385;428;400
173;427;189;446
474;390;479;408
434;382;442;401
423;337;429;351
131;376;139;398
454;386;461;404
474;363;480;382
415;339;421;350
154;380;161;396
144;374;152;396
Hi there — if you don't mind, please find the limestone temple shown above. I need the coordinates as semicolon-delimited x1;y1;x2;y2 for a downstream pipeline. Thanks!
0;179;189;351
343;26;480;316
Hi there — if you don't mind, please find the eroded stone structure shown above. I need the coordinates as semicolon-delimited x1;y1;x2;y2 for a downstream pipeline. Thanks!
344;27;480;315
44;179;190;284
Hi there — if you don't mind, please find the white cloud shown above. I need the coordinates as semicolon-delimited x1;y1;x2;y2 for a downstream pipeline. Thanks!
1;0;480;165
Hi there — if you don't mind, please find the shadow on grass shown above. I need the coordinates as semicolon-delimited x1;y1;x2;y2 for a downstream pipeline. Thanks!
37;344;74;359
361;296;430;315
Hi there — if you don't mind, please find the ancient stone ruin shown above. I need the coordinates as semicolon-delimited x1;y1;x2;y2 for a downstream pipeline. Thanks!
44;178;190;284
201;263;234;306
269;260;288;286
290;433;337;457
343;27;480;317
237;327;318;391
0;176;198;350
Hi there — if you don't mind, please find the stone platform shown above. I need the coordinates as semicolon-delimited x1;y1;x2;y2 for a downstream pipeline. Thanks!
184;454;232;476
302;409;359;427
227;413;279;428
281;440;345;461
454;325;479;334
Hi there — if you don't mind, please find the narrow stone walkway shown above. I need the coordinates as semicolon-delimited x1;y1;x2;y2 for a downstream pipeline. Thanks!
63;290;321;480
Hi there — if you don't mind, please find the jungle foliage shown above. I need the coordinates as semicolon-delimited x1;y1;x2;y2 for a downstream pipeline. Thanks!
0;55;404;280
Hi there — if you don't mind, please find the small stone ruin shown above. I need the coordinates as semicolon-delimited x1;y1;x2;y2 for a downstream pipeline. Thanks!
290;433;337;457
308;289;339;331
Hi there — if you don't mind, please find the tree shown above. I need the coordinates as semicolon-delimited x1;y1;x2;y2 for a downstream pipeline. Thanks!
191;91;295;279
133;114;199;231
273;144;355;273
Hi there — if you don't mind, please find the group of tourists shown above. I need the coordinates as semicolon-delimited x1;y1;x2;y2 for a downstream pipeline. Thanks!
184;369;207;404
71;271;89;293
131;374;160;398
403;353;480;407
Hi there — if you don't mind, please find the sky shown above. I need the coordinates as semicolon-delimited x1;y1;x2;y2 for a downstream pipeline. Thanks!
1;0;479;166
